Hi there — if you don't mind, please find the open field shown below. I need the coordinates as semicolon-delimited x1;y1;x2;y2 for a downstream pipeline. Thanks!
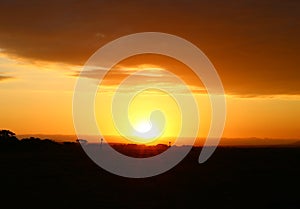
0;143;299;209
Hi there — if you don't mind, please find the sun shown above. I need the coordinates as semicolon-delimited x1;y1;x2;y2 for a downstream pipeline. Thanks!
134;120;152;133
131;119;160;143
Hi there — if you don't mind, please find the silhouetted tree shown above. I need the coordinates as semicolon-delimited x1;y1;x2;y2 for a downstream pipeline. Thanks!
63;141;76;145
20;137;59;150
0;129;18;143
21;137;42;145
43;139;57;145
0;129;15;138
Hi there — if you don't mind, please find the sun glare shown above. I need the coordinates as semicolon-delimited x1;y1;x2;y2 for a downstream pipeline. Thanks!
131;119;161;143
134;120;152;133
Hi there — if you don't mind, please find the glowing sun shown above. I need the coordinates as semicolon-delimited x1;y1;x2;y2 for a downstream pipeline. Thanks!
134;120;152;133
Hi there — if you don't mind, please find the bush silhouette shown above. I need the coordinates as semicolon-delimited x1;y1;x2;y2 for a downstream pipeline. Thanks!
0;129;19;144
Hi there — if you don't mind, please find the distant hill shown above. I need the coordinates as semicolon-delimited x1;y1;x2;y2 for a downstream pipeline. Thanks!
16;134;77;142
217;137;300;147
15;134;300;147
291;140;300;147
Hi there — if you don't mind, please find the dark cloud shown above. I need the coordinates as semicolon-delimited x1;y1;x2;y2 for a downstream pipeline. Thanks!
0;74;13;81
0;0;299;96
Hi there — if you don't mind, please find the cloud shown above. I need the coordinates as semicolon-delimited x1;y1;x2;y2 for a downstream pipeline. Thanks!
73;64;206;94
0;0;299;96
0;74;13;81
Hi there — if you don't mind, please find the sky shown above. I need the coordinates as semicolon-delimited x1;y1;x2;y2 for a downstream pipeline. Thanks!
0;1;299;144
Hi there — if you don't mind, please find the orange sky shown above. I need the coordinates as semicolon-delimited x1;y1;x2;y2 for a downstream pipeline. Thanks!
0;1;299;143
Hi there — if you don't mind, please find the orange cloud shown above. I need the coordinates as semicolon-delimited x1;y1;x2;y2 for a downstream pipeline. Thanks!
0;74;13;81
0;1;299;96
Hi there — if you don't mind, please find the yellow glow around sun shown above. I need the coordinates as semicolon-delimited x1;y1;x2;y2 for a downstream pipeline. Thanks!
127;90;181;144
95;87;182;144
131;119;160;142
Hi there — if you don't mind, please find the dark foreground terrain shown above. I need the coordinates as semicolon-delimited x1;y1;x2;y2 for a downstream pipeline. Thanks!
0;143;299;209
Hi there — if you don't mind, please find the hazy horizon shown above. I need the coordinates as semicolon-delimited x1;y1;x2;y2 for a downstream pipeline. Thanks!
15;133;300;147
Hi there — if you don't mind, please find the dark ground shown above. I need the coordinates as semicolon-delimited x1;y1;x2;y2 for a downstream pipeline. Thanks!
0;143;299;209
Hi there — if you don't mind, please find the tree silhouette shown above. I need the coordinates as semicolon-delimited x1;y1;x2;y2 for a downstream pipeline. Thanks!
0;130;15;138
21;137;42;144
0;129;18;144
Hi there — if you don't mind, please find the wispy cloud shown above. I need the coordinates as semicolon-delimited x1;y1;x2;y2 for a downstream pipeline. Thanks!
72;64;206;94
72;64;167;78
97;82;206;95
0;74;13;81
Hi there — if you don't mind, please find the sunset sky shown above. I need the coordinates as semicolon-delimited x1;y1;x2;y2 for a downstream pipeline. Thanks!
0;1;299;144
